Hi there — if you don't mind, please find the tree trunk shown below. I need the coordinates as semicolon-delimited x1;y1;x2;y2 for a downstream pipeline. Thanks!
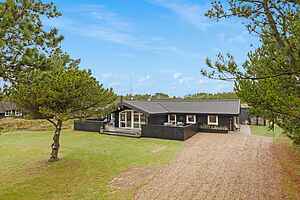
49;120;62;162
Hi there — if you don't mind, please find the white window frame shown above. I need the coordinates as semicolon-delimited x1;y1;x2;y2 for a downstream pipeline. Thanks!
186;115;196;124
168;114;177;124
15;110;22;117
139;113;146;126
4;110;9;117
133;111;140;129
208;115;218;126
119;110;146;129
5;110;13;117
119;110;128;128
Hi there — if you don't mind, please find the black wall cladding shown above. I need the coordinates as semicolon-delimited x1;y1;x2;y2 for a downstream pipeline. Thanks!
141;123;198;141
74;120;105;132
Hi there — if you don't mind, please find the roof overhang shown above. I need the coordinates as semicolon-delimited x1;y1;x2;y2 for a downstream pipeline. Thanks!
118;100;240;115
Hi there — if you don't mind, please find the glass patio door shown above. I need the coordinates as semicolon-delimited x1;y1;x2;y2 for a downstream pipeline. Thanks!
119;110;146;129
126;110;132;128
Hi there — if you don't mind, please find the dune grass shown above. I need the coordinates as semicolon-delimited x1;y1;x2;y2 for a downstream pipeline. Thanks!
0;118;73;133
0;130;182;200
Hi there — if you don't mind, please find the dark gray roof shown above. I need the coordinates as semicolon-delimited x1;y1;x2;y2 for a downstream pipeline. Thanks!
122;100;240;115
0;101;18;113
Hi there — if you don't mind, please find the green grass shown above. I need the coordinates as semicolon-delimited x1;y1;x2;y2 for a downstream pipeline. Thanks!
250;125;283;138
0;130;183;200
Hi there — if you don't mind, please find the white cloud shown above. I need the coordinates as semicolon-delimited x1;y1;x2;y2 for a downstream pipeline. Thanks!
101;73;113;79
178;76;194;84
44;4;197;57
228;34;247;44
74;24;191;56
197;79;205;85
138;75;151;83
109;82;121;87
217;31;249;45
148;0;210;30
173;72;195;84
91;9;131;30
173;72;182;79
43;17;74;30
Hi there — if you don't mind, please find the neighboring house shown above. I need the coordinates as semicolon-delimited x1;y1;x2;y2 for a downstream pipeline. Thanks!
240;104;266;126
0;101;23;118
240;104;250;124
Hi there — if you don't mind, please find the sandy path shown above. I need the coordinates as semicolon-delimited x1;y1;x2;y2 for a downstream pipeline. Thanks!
135;133;288;200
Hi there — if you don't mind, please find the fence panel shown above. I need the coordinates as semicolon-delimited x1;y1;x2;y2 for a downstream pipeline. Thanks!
74;120;104;132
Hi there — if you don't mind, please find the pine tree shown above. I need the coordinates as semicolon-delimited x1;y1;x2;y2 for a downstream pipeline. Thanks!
202;0;300;143
10;54;117;161
0;0;63;81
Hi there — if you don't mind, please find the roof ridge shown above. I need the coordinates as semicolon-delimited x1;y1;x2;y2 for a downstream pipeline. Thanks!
126;99;240;103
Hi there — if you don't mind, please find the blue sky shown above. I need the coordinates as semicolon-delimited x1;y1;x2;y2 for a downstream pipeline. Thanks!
45;0;257;96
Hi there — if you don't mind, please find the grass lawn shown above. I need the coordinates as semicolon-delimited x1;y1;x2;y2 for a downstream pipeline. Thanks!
250;125;283;137
0;130;183;200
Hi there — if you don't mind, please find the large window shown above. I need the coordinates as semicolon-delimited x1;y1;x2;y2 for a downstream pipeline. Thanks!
208;115;218;125
15;110;22;117
119;111;126;128
4;110;22;117
133;112;146;129
4;110;13;117
133;111;140;128
140;113;146;127
140;113;146;124
168;114;176;124
119;110;146;129
186;115;196;124
126;110;132;128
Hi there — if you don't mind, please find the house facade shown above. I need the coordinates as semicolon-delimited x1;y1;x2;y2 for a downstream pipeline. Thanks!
102;99;240;140
0;101;23;118
240;104;267;126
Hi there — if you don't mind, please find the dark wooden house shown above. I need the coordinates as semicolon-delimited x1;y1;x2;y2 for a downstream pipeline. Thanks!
240;104;266;126
101;99;241;140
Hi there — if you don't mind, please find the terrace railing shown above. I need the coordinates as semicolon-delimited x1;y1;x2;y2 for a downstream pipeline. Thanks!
141;123;198;140
198;124;229;133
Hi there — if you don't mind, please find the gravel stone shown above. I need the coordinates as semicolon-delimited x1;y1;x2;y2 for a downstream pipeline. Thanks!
135;133;288;200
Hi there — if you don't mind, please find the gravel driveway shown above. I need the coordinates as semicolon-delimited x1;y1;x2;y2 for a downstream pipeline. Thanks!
135;133;287;200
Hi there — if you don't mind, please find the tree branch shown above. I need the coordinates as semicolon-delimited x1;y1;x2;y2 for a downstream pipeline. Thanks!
262;0;285;48
46;118;57;127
